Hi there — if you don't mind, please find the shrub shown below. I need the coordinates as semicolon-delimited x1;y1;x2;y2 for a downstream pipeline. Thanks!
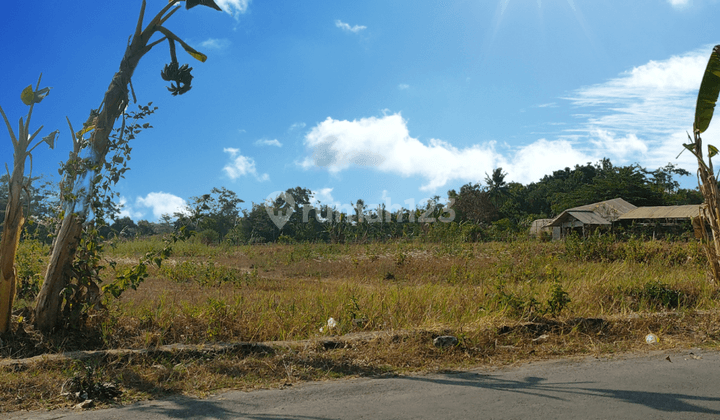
546;283;571;316
626;281;695;310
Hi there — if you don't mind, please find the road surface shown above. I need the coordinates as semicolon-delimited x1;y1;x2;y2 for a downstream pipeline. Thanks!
8;348;720;419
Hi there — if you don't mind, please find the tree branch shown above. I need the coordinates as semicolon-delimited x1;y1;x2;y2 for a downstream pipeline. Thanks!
159;4;182;26
134;0;147;41
141;36;168;55
0;106;18;149
144;1;180;37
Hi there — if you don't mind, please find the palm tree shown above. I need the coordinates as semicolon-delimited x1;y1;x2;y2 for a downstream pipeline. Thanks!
485;167;508;208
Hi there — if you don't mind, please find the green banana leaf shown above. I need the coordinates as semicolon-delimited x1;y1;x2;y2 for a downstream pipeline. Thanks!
695;45;720;133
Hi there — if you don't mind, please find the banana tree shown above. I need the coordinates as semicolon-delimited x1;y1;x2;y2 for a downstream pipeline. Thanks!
35;0;224;331
0;75;57;333
681;45;720;283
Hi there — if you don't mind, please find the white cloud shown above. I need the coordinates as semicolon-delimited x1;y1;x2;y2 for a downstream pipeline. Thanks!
667;0;690;8
301;47;718;191
223;148;269;181
289;122;307;131
301;113;591;190
589;129;648;157
136;192;188;220
565;46;714;170
117;197;145;220
215;0;251;19
200;38;231;50
502;138;596;183
335;20;367;34
254;139;282;147
398;84;410;90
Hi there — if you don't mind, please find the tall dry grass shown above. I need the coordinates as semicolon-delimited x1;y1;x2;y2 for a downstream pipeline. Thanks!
72;236;713;349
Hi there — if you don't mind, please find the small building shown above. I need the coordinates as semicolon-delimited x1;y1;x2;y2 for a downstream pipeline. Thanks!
617;205;700;222
529;218;554;237
545;198;637;240
617;204;702;238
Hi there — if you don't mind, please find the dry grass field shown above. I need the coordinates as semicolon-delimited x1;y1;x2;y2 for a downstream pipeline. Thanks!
2;236;720;412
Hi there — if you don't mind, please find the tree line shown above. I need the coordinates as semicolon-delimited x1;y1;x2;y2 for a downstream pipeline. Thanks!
1;158;701;245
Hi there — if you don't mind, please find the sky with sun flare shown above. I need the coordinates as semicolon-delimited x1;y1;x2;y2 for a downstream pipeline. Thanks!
1;0;719;221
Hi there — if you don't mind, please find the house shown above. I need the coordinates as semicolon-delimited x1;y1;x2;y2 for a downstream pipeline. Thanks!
530;198;704;240
543;198;638;240
617;204;702;238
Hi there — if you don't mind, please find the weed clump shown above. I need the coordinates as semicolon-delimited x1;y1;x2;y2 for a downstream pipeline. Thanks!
488;281;571;320
546;283;571;317
626;281;695;311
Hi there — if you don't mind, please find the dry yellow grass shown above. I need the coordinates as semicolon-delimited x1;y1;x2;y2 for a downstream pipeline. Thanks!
1;237;719;412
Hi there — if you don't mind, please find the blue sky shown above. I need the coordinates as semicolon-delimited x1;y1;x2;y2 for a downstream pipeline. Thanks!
2;0;720;221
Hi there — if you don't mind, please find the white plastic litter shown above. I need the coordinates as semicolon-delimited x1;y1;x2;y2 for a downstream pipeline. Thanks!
327;317;337;329
320;317;337;333
645;333;658;344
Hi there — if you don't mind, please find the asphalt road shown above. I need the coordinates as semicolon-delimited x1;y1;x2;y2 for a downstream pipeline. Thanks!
8;348;720;420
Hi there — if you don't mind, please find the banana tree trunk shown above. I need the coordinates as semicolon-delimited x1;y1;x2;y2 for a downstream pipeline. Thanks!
33;213;84;331
0;160;27;332
34;0;174;331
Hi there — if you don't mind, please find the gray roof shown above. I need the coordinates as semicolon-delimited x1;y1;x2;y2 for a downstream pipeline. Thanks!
618;205;701;220
567;198;638;216
547;198;636;227
547;210;612;227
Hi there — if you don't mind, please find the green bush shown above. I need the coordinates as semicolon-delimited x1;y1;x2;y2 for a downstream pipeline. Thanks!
625;281;694;310
489;283;542;320
546;283;571;316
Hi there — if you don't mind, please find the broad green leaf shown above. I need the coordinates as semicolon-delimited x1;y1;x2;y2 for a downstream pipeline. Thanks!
20;85;34;105
710;144;719;158
695;45;720;133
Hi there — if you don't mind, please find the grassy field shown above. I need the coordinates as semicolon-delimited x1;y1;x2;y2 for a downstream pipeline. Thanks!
2;236;720;411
